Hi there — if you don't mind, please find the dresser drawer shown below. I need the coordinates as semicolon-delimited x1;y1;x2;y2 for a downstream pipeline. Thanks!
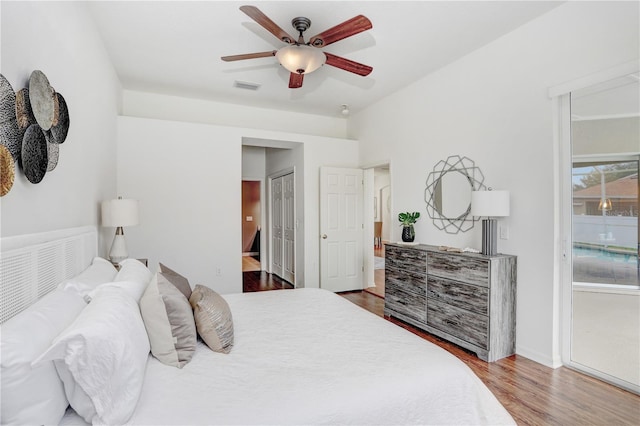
386;245;427;274
386;280;426;323
427;299;488;349
386;267;426;296
427;276;488;315
427;252;489;287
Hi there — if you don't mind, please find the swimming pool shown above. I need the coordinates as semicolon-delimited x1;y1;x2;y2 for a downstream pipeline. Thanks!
573;246;637;264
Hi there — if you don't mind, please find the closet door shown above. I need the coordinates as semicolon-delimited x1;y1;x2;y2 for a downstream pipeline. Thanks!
282;173;295;283
271;177;283;278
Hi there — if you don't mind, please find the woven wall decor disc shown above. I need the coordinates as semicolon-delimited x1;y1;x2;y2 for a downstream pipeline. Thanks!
0;118;22;162
45;131;59;171
28;70;55;131
16;88;36;130
0;144;15;196
0;74;16;123
49;93;69;144
0;74;24;162
21;124;48;184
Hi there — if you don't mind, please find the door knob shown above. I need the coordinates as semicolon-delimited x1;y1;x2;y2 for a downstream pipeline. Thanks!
322;234;327;239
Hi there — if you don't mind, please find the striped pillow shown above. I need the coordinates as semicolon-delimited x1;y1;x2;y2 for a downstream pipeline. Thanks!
189;285;234;354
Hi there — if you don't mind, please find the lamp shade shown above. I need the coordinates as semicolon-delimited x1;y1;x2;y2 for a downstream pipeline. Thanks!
101;198;139;227
598;198;612;211
275;45;326;74
471;190;510;218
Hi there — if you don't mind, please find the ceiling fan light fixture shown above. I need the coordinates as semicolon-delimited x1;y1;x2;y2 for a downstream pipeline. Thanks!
276;45;326;74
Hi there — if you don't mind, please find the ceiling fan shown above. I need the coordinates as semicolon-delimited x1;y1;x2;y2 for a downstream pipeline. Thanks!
222;5;373;89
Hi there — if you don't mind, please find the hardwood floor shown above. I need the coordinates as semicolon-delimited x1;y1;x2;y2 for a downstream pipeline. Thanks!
242;270;294;292
341;290;640;426
241;255;261;272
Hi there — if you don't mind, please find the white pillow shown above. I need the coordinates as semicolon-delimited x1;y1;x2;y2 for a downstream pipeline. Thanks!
83;259;152;303
1;289;87;425
114;258;152;286
58;257;118;296
33;286;150;425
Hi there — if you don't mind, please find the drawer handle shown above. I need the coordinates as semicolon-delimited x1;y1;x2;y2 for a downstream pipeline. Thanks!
443;319;459;326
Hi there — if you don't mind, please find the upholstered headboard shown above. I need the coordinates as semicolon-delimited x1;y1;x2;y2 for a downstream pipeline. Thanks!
0;226;97;324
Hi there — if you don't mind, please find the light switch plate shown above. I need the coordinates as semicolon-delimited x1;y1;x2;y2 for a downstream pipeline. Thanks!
500;225;509;240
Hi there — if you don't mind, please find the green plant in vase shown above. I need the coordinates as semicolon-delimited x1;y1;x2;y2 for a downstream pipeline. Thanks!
398;211;420;242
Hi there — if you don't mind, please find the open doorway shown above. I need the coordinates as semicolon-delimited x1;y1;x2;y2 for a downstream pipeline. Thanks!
241;141;302;292
365;165;390;298
241;180;261;272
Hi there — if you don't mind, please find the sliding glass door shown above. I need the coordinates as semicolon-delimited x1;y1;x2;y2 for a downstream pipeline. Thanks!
568;73;639;391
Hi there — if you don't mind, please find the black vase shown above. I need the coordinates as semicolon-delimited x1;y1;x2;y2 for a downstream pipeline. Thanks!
401;225;415;242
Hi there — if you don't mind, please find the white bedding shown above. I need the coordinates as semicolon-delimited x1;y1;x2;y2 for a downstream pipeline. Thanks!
61;288;514;425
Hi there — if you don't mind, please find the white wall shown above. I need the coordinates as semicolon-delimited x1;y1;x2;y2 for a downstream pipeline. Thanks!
242;146;266;179
123;90;348;139
0;2;121;253
350;1;639;367
118;116;358;293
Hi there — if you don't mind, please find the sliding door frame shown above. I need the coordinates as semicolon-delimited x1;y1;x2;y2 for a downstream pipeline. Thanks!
551;60;640;394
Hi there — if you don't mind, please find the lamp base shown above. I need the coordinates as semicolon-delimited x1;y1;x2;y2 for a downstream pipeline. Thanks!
109;227;129;264
481;218;498;256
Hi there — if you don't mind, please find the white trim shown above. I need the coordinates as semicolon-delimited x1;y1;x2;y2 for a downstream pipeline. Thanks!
573;152;640;162
572;112;640;121
573;283;640;295
565;362;640;395
548;60;640;98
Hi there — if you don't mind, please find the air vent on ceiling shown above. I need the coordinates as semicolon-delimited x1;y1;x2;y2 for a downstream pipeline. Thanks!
234;80;261;91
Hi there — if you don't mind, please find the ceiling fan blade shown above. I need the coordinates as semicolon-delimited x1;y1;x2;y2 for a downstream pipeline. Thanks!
239;5;296;44
309;15;372;47
289;73;304;89
324;53;372;76
221;51;276;62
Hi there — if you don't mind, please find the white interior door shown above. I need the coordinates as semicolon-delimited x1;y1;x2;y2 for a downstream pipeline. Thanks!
271;177;283;278
282;173;295;283
320;167;363;292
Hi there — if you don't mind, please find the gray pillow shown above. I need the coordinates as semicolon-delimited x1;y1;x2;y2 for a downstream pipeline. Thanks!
189;285;234;354
140;273;197;368
159;263;192;300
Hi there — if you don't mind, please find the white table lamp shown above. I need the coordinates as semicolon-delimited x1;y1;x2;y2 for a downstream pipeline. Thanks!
471;190;510;256
102;197;139;264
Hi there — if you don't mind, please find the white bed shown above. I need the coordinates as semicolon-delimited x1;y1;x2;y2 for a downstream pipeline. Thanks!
1;227;515;425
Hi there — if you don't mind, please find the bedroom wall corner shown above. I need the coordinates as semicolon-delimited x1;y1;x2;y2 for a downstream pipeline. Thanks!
349;1;639;367
0;2;121;250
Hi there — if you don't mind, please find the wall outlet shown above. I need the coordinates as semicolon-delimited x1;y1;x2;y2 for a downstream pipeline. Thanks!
500;225;510;240
216;267;222;276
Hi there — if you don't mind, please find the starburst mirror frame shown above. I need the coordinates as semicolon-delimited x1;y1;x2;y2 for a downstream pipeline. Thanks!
424;155;486;234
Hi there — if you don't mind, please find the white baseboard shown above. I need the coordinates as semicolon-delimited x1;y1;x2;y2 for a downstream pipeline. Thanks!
516;345;563;369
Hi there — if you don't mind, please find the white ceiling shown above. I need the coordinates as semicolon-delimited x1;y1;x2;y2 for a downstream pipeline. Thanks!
86;1;563;118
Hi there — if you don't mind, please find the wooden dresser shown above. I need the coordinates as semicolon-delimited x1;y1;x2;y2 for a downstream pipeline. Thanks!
384;243;517;362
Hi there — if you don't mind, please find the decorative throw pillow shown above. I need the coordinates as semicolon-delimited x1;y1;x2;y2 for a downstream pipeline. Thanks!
159;263;192;300
189;285;234;354
140;273;197;368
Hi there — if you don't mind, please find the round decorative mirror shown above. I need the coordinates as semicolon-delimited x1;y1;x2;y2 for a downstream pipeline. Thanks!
425;155;485;234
